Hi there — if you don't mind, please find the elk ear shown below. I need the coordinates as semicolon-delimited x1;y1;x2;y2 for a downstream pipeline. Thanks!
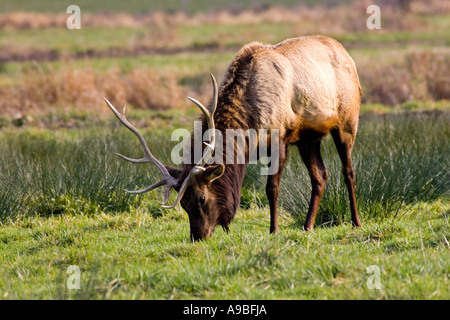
202;164;225;183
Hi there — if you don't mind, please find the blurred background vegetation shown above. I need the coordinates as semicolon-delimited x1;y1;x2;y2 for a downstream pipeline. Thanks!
0;0;448;128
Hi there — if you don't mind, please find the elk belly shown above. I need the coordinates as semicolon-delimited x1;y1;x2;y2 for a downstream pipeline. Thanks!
293;99;339;133
304;107;339;133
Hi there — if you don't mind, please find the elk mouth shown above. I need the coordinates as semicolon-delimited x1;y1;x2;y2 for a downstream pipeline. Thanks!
190;226;215;242
190;232;209;242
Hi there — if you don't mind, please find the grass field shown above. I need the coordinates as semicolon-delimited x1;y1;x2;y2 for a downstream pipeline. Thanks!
1;200;448;299
0;110;448;299
0;0;449;300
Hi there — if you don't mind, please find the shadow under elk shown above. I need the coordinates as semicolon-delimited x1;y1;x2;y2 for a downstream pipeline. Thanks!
105;35;362;241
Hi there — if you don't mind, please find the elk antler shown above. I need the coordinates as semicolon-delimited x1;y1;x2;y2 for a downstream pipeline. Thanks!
104;73;219;209
161;73;219;208
103;98;178;205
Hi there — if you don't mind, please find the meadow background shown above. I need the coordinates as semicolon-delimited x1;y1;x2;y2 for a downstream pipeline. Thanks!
0;0;448;299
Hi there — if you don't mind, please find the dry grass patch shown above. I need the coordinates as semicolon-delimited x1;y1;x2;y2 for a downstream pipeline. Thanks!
0;65;189;116
359;49;450;105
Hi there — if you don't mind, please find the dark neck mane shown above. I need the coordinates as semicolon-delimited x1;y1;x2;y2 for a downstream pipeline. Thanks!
179;41;267;220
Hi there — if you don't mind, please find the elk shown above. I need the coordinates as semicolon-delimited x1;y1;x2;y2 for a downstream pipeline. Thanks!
105;36;362;241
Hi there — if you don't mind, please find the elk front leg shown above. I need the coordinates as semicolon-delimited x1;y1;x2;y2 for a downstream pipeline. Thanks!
298;139;328;231
266;142;288;234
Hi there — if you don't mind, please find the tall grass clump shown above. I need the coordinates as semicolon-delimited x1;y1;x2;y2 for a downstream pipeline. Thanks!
0;127;176;222
1;111;448;224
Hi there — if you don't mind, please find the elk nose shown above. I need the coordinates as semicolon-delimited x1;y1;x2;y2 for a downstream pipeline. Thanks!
190;230;212;242
191;233;204;242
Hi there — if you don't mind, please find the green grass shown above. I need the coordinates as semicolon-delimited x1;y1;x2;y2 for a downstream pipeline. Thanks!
0;200;448;299
335;29;450;46
0;22;298;61
0;111;448;299
0;27;153;52
1;22;447;57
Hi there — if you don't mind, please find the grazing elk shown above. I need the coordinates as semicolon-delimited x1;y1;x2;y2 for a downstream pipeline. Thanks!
105;36;362;241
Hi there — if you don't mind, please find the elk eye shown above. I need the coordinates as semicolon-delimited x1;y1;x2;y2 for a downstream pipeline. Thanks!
200;196;206;205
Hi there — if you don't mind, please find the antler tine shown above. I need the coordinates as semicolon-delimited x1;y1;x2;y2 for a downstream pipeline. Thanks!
162;74;219;209
104;97;178;199
187;74;218;167
124;178;166;194
162;166;205;209
209;73;218;117
125;178;175;206
104;98;170;174
187;74;218;119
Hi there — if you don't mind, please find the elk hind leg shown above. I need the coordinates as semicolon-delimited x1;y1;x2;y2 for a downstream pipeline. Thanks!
331;127;362;227
298;139;328;231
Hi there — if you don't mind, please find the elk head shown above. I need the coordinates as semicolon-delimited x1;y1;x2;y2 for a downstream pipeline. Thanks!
104;74;227;241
